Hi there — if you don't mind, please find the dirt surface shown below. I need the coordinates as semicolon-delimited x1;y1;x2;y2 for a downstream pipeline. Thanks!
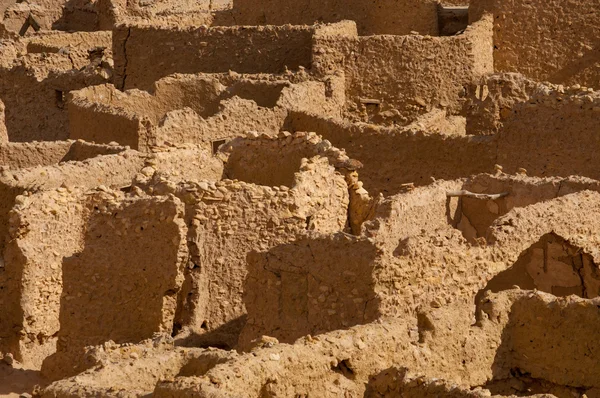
1;0;600;397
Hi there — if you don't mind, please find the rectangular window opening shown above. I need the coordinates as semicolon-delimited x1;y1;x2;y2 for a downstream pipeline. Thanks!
212;139;227;154
55;90;66;109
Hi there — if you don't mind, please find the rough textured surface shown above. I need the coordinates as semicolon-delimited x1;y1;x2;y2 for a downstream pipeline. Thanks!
2;1;600;397
470;0;600;88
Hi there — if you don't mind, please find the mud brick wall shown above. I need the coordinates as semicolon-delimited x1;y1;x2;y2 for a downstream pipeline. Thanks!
151;97;287;151
502;292;600;388
1;189;91;368
286;112;497;196
312;18;493;125
497;89;600;179
68;76;224;150
0;141;124;170
40;191;188;380
0;60;110;142
23;32;112;69
0;146;222;368
113;24;315;90
135;133;353;348
224;0;440;36
240;234;380;348
470;0;600;89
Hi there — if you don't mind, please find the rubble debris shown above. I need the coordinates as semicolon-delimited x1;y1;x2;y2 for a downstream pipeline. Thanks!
0;0;599;396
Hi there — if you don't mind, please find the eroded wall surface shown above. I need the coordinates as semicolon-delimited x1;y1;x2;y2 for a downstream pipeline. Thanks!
470;0;600;88
113;24;316;90
1;0;600;396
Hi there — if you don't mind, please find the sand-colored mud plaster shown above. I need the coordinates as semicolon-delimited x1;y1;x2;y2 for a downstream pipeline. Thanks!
470;0;600;88
312;17;493;126
69;71;345;150
0;140;124;169
41;336;235;398
1;0;116;33
113;22;316;90
481;289;600;389
496;85;600;179
2;0;600;394
23;31;112;68
240;233;381;348
0;31;112;141
286;111;496;196
219;0;440;36
0;145;221;369
39;190;188;381
365;368;557;398
37;287;597;397
134;132;358;349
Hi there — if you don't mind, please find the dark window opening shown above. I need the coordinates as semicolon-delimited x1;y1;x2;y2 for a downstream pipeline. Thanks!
212;139;227;154
55;90;66;109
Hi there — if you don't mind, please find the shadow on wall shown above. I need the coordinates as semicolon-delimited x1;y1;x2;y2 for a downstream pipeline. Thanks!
548;46;600;88
174;315;247;350
42;196;185;379
222;137;319;188
51;0;99;32
238;234;381;349
284;112;497;196
475;233;600;317
0;364;44;396
486;292;600;389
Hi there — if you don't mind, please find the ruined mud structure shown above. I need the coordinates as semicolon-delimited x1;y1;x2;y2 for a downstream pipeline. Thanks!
1;0;600;396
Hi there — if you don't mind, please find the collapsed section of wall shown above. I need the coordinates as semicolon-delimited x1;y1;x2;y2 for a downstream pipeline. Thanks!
69;72;344;151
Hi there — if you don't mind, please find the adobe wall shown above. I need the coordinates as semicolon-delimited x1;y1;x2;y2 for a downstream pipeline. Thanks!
150;97;287;151
496;291;600;388
41;190;188;381
312;17;493;125
0;49;112;142
68;75;224;149
0;140;125;170
70;72;345;151
470;0;600;88
23;31;112;69
0;145;222;369
487;191;600;268
134;132;355;348
1;0;112;33
463;73;542;136
1;188;90;368
496;87;600;179
113;23;316;90
220;0;440;36
47;287;597;397
240;233;381;348
286;112;496;196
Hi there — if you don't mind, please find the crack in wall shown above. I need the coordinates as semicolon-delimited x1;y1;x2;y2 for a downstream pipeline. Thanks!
118;27;132;91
